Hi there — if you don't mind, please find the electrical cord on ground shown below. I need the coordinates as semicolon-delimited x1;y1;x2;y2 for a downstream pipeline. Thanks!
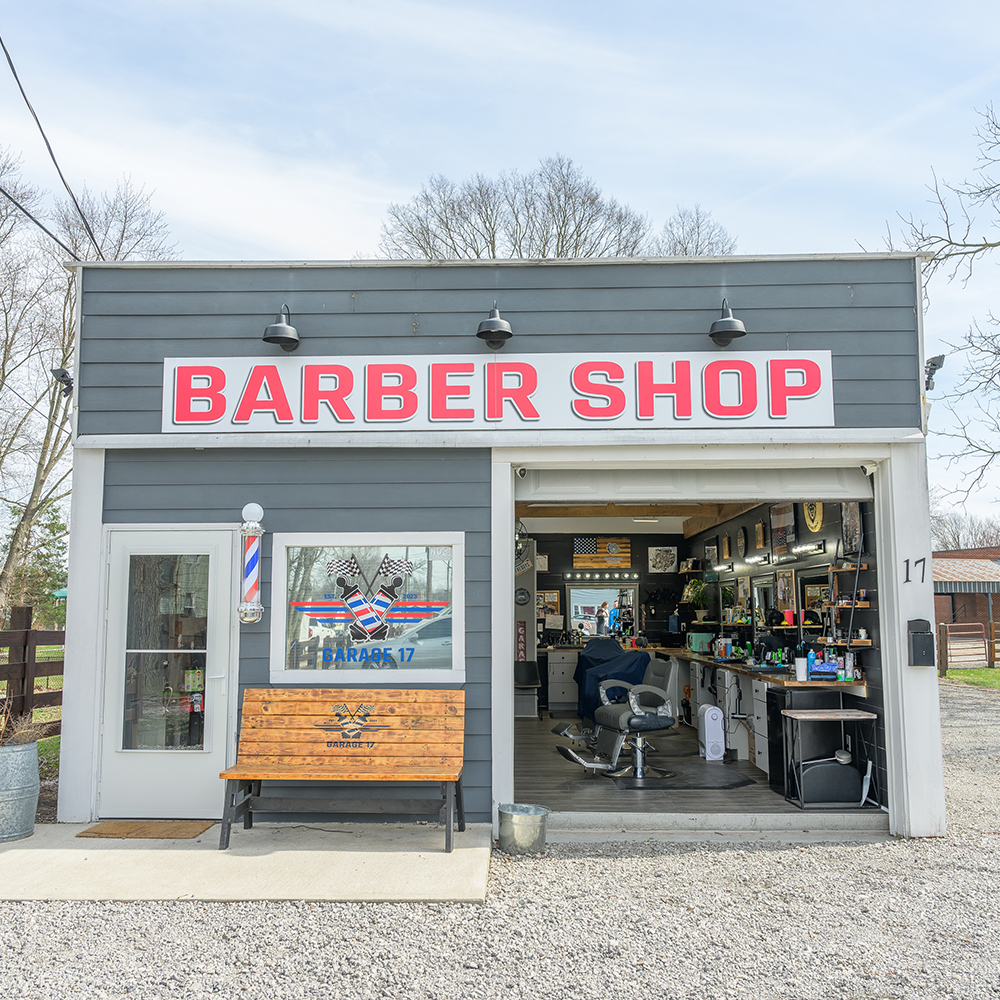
0;31;103;260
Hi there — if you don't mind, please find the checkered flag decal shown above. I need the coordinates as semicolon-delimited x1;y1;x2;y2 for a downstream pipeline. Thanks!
573;537;597;555
327;555;362;578
377;554;413;579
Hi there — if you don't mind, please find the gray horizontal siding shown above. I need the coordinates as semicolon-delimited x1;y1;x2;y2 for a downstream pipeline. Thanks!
103;446;494;822
77;256;922;436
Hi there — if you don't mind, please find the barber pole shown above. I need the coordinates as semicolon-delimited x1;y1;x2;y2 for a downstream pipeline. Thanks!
238;503;265;623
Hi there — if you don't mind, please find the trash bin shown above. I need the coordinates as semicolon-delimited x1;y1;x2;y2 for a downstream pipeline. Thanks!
498;803;550;855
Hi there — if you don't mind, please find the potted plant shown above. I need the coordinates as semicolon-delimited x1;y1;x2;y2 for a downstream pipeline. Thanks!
0;703;53;842
681;578;712;620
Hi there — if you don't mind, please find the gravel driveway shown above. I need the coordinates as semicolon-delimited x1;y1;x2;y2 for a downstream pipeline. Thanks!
3;679;999;999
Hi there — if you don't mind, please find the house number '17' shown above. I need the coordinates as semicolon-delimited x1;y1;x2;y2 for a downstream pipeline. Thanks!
903;558;926;583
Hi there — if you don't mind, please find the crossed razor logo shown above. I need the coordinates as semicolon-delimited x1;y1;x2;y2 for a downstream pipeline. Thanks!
327;554;413;642
329;702;376;739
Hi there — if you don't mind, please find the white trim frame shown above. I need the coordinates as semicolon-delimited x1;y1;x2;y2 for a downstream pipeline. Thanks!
268;531;466;684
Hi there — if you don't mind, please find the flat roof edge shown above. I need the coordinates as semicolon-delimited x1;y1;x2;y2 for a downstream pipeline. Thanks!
65;252;928;270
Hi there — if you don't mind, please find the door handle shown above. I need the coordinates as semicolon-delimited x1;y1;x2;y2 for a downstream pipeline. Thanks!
207;674;227;680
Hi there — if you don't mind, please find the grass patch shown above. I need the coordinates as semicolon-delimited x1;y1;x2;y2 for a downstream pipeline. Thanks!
37;735;60;780
942;667;1000;690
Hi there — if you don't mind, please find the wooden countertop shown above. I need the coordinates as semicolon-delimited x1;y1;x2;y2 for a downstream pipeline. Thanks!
656;647;866;691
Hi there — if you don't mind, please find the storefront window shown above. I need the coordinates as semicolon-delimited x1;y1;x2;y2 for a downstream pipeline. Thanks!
270;532;465;682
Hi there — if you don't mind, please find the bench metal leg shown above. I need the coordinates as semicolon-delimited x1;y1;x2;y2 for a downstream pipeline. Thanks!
456;776;466;832
444;781;455;853
219;779;252;850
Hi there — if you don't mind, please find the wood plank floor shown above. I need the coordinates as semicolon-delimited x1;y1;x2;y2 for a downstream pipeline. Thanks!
514;715;804;814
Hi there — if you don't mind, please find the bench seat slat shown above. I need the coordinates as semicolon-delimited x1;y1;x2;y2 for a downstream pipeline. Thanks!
242;688;464;704
243;710;465;732
221;764;463;782
237;741;463;757
226;752;461;770
251;702;460;718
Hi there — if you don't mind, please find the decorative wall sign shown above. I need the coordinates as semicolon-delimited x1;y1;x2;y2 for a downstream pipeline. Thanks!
573;536;631;568
648;546;678;574
841;501;862;554
514;587;531;606
722;534;731;560
755;521;766;550
704;540;718;567
775;568;797;614
737;527;747;558
803;502;824;533
769;504;797;559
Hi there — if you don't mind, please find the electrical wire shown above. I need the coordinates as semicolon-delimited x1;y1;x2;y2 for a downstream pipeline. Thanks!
0;183;80;261
0;31;104;260
0;381;72;433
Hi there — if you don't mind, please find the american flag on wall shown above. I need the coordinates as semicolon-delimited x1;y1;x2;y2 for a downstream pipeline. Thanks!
572;536;632;569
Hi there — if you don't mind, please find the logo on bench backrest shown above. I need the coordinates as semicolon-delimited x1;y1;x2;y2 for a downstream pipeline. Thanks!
313;702;391;747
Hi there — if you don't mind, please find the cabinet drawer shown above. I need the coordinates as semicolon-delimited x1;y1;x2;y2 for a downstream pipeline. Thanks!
751;679;770;700
548;682;578;704
754;741;770;773
549;651;578;667
753;699;768;737
548;662;576;682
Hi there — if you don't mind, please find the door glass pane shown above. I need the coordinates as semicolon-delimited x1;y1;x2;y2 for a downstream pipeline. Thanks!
122;553;210;750
126;554;209;650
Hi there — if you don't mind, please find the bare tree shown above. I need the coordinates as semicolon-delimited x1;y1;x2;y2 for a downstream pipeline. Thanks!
903;104;1000;283
653;204;737;256
929;489;1000;550
0;171;176;622
379;155;653;259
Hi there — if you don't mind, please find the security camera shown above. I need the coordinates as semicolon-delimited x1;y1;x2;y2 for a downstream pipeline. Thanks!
861;462;879;477
515;467;528;479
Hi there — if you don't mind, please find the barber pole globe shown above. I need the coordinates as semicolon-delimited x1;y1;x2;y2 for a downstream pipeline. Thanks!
238;503;265;623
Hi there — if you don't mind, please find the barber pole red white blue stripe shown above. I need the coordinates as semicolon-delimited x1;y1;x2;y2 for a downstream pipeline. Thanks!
243;533;260;605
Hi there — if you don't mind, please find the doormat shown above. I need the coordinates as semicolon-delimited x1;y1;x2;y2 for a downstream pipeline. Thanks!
613;762;754;792
76;820;215;839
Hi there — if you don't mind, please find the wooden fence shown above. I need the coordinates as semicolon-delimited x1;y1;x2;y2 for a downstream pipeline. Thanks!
0;606;65;733
938;621;1000;676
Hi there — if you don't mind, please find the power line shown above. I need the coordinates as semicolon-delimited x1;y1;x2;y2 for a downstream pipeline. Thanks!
0;381;72;435
0;184;81;261
0;31;104;261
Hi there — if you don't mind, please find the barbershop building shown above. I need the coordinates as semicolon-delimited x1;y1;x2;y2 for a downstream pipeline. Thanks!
58;254;946;838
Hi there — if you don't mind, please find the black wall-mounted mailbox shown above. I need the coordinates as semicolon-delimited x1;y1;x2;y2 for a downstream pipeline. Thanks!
907;618;935;667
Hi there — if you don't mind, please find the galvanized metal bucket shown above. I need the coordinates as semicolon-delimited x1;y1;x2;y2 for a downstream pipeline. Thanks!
0;742;40;842
498;803;550;855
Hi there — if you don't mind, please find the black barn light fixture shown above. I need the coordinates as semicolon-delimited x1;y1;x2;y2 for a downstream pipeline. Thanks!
51;368;73;396
708;298;747;347
476;301;513;350
262;304;300;352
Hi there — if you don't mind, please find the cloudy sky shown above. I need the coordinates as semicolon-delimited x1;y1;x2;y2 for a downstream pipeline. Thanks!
3;0;1000;505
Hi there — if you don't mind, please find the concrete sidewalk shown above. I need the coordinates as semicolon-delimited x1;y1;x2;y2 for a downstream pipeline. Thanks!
0;822;492;903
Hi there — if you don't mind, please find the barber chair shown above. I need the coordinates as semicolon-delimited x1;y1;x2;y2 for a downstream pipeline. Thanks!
555;658;676;778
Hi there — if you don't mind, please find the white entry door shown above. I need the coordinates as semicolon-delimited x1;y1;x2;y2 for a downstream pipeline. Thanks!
99;529;236;819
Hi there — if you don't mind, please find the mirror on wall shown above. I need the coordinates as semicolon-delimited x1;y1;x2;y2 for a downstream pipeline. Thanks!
566;586;637;638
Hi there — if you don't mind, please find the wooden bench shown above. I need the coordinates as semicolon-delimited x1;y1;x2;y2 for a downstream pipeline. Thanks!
219;687;466;852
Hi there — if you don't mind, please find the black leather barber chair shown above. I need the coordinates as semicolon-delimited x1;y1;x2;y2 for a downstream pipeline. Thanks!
556;658;676;778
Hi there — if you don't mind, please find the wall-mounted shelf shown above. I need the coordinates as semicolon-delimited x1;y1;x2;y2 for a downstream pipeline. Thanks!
822;601;870;609
831;564;868;573
819;639;872;648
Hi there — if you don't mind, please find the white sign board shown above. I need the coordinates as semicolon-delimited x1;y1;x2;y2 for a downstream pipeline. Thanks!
161;351;835;433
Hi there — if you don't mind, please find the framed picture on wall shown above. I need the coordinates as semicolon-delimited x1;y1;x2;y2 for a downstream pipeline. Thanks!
535;553;549;573
648;546;678;573
770;503;797;559
841;501;862;554
704;540;718;568
803;583;830;610
537;590;560;615
775;568;797;614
